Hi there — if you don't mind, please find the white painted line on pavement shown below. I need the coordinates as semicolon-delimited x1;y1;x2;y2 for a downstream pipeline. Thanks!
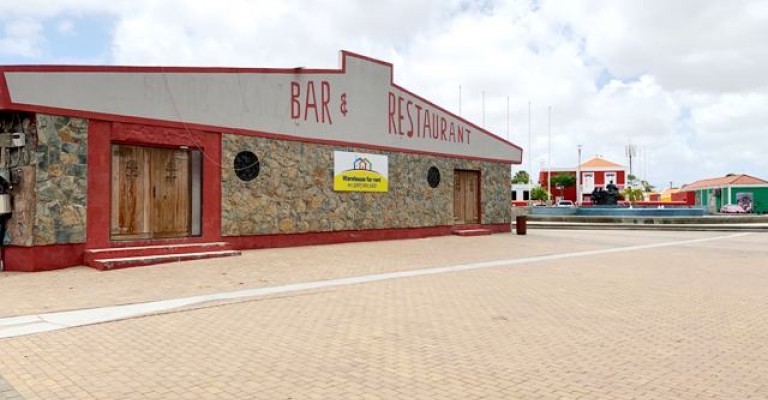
0;232;751;339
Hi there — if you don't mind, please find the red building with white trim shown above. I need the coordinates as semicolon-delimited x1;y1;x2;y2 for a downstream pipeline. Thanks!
538;157;627;203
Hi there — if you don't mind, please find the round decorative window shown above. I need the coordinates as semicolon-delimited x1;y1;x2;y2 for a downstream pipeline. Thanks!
427;166;441;188
234;151;260;182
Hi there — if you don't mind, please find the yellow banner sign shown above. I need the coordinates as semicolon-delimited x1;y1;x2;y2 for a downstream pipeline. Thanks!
333;151;389;192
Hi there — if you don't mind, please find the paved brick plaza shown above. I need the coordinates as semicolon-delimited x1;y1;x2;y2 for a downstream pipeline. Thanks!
1;230;767;399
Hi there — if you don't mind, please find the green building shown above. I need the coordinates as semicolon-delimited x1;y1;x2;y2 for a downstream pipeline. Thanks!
681;174;768;214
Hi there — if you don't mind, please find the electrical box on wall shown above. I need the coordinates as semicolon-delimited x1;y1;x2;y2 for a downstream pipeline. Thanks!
0;132;25;148
10;132;25;147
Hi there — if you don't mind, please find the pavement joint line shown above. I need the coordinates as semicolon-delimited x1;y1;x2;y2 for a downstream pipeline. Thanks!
0;232;751;340
0;372;24;400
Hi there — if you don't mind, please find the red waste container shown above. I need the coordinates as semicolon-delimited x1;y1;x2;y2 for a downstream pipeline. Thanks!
515;215;527;235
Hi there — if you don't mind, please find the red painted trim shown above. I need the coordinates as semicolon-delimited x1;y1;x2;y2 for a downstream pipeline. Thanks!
4;223;511;271
5;102;517;165
4;244;85;272
86;121;222;249
0;50;381;75
86;120;112;248
226;223;511;250
341;50;394;70
0;64;342;75
0;72;11;109
230;128;516;164
1;51;522;163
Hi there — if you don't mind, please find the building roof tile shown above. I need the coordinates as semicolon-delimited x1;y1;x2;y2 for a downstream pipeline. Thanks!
579;157;624;169
681;174;768;191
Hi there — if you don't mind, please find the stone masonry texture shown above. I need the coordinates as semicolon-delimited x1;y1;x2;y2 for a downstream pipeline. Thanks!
31;114;88;245
221;134;511;236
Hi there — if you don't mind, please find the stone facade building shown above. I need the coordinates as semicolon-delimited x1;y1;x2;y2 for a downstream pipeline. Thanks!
0;51;522;271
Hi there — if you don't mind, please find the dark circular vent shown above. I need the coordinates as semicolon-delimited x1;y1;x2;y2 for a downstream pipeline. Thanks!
234;151;260;182
427;166;441;188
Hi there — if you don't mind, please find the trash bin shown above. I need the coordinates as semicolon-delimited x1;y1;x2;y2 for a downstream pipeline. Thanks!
515;215;527;235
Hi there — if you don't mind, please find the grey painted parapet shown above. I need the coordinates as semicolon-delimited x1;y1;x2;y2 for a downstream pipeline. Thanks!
4;52;521;164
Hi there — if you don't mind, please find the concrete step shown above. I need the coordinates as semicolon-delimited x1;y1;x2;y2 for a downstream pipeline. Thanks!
452;229;494;237
85;242;233;265
85;242;240;270
90;250;242;271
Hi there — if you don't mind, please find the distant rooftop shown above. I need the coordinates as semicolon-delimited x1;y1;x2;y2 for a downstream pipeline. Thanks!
579;156;625;169
681;174;768;191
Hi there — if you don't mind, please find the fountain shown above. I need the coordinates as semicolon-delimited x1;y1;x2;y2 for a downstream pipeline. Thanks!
531;181;707;217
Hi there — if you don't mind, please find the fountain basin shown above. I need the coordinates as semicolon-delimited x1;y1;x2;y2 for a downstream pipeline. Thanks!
530;206;707;217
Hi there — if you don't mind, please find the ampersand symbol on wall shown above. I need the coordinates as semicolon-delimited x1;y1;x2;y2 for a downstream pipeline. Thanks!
340;93;348;117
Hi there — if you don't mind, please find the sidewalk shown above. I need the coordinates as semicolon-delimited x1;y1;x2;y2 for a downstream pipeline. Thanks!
1;230;767;399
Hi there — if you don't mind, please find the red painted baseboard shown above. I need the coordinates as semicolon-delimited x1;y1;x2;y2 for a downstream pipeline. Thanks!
226;223;511;251
3;244;86;272
2;223;511;272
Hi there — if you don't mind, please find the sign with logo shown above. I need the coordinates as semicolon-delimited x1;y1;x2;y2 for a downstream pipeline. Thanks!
333;151;388;192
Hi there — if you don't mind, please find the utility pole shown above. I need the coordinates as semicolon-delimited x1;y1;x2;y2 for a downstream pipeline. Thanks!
625;144;637;186
458;85;462;116
547;105;552;203
506;96;510;140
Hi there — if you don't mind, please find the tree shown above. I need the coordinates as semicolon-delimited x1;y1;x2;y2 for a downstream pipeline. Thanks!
531;186;549;201
551;173;577;188
622;187;645;202
549;173;576;199
627;174;638;187
640;180;655;193
511;170;530;184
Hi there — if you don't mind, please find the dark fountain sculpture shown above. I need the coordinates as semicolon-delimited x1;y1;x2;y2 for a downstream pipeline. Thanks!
590;181;620;206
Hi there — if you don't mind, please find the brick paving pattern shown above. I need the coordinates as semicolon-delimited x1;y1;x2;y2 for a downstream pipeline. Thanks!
0;373;23;400
1;230;767;399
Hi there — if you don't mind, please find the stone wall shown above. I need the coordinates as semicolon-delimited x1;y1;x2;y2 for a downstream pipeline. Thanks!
31;115;88;245
221;134;510;236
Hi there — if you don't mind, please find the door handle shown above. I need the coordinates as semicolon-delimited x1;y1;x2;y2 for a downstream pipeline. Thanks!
152;186;156;198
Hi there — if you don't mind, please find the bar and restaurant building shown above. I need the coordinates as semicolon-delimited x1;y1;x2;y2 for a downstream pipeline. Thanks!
0;51;522;271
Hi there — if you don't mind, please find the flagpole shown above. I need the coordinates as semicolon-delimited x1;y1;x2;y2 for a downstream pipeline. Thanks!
547;105;552;203
528;101;532;186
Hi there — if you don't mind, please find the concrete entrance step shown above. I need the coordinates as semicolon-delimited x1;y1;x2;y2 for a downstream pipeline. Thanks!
84;242;239;270
89;250;242;270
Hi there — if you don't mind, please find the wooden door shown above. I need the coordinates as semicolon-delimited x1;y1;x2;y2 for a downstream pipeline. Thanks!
151;149;191;238
111;145;151;239
454;170;480;224
111;145;191;240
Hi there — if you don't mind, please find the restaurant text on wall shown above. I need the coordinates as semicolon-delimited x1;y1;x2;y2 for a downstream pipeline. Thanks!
388;92;471;145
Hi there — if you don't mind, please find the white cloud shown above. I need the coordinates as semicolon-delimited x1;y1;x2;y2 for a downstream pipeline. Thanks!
544;0;768;92
57;19;76;34
1;0;767;187
0;19;45;57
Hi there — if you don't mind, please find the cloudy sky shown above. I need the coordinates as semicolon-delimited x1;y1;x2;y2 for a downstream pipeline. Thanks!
1;0;766;188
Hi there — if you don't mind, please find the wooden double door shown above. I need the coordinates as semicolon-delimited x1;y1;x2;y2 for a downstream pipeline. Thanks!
454;170;480;224
111;144;192;240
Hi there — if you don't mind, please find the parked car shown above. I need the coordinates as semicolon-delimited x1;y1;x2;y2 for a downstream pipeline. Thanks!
556;200;574;207
720;204;746;214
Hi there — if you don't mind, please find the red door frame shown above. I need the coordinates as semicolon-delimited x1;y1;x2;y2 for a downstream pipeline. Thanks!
86;121;222;249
